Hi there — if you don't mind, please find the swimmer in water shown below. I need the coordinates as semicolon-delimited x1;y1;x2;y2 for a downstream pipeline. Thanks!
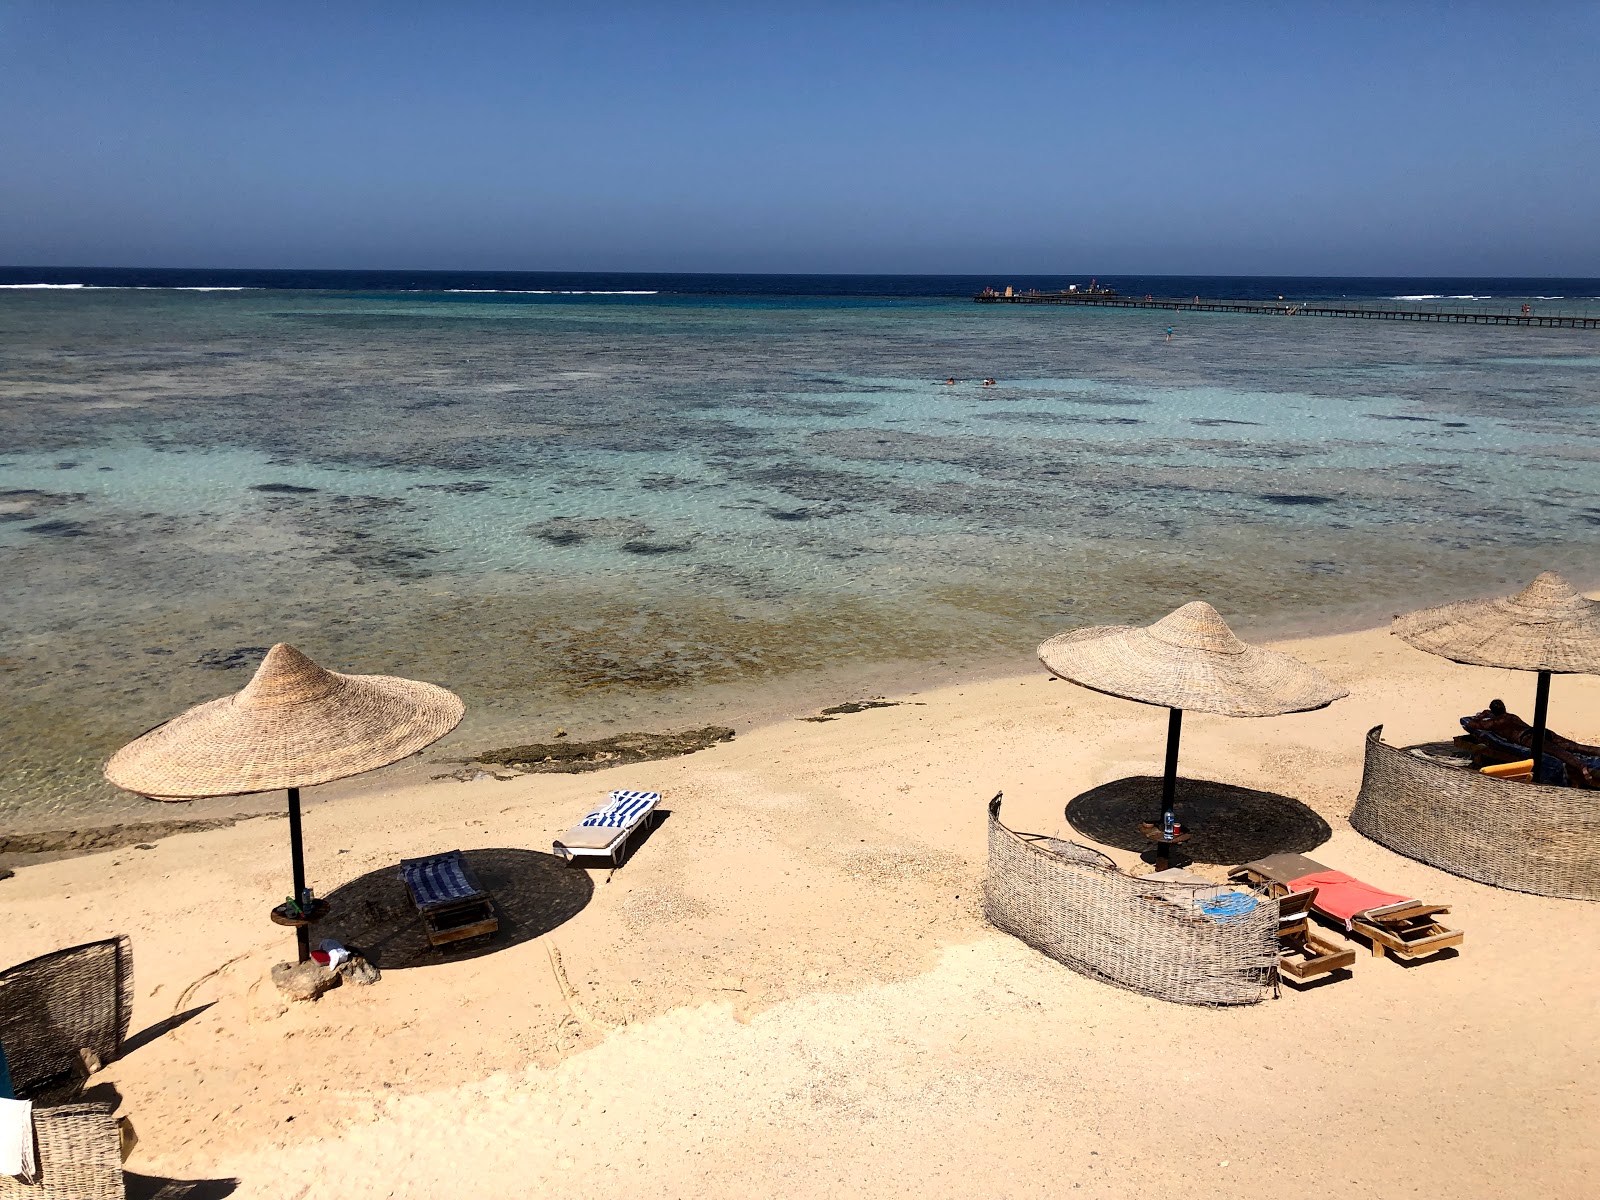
1165;327;1174;343
982;377;996;387
944;377;957;385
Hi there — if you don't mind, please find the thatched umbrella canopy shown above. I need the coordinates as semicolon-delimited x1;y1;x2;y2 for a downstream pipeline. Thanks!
106;644;464;961
1039;602;1346;863
1393;572;1600;782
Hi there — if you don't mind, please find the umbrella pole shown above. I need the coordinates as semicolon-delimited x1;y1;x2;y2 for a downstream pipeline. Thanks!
1155;708;1183;868
1529;670;1551;785
287;786;310;964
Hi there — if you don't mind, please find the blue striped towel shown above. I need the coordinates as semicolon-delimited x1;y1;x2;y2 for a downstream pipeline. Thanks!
400;850;485;910
579;790;660;829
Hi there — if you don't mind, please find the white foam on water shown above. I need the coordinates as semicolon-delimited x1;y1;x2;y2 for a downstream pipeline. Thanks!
440;289;659;295
4;284;656;296
0;284;254;291
1391;294;1442;300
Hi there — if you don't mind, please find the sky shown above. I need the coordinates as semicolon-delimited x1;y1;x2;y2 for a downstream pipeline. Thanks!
1;3;1597;275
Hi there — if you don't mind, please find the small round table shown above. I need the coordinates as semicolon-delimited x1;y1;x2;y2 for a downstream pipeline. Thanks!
1138;823;1191;872
270;899;331;928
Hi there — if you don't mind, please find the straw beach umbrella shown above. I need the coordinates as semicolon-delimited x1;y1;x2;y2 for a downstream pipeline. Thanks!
105;644;464;963
1038;602;1346;865
1392;572;1600;782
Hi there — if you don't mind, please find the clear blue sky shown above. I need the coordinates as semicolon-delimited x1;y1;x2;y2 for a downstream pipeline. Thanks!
2;3;1596;275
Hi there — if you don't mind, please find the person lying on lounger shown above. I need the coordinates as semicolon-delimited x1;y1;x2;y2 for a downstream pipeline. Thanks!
1459;699;1600;788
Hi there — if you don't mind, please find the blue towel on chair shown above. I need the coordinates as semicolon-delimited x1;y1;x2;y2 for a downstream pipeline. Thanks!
580;790;659;828
400;851;484;910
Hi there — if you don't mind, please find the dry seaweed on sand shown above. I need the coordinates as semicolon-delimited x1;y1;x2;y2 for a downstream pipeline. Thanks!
0;813;269;858
800;699;900;722
474;726;735;773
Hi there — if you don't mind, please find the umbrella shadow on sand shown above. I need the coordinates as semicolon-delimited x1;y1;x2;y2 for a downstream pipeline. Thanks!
1066;775;1332;865
319;848;593;970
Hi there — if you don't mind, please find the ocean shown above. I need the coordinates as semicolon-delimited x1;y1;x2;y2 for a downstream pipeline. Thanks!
3;270;1598;831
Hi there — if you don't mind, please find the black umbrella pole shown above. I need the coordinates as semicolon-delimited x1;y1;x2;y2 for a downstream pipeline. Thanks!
287;786;310;963
1161;708;1183;825
1530;671;1551;785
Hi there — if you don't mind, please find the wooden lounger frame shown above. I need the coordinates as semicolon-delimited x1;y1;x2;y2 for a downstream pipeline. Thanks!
1273;888;1356;979
417;899;499;948
1348;900;1463;960
1231;861;1463;962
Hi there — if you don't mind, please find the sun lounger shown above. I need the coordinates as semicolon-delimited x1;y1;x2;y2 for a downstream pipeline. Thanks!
1231;852;1463;961
1272;888;1356;979
398;851;500;948
1457;702;1600;787
552;790;660;867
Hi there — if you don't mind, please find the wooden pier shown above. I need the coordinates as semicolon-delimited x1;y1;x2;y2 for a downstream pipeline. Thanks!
974;290;1600;329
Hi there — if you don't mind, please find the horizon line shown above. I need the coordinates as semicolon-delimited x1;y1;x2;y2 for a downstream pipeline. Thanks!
1;265;1593;281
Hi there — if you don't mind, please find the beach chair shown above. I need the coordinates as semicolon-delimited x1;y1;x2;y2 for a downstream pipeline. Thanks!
1272;888;1356;980
552;790;660;867
1231;852;1463;961
398;851;500;949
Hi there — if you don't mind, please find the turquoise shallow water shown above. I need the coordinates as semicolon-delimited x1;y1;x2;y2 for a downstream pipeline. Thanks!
3;287;1599;829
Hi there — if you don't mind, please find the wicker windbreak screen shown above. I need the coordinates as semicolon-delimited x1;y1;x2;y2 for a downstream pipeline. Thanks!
984;796;1277;1006
1351;725;1599;901
0;1104;124;1200
0;938;133;1200
0;935;132;1100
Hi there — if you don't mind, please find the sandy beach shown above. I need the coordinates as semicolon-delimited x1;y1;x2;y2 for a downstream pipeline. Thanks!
6;621;1599;1199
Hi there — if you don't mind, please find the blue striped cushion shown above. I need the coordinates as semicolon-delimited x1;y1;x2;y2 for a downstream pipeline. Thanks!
400;851;483;910
579;790;659;829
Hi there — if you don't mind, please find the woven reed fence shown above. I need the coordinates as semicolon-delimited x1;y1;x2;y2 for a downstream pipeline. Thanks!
985;795;1277;1006
0;936;132;1100
0;937;132;1200
0;1104;124;1200
1351;725;1600;901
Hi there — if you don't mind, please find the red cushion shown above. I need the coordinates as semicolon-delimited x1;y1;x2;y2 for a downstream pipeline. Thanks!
1288;870;1410;924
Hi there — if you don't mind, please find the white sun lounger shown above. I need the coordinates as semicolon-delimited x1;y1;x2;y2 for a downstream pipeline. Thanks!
552;790;660;866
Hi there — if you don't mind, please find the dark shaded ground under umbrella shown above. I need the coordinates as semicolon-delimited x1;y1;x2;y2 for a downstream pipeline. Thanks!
319;848;593;970
124;1170;238;1199
1066;775;1332;865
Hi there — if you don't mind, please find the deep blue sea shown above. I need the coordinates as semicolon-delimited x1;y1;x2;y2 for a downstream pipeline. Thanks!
3;270;1598;829
4;266;1600;306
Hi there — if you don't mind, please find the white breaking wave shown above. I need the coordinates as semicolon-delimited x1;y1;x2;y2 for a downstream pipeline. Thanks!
1535;296;1566;300
1392;294;1442;301
0;283;254;291
1449;294;1489;300
0;283;660;295
440;288;659;295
